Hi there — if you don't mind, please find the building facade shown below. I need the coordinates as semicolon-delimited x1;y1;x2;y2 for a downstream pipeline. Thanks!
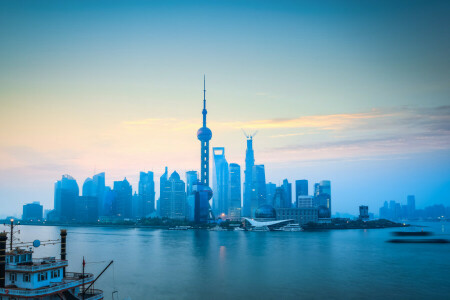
160;171;187;220
54;175;79;221
228;163;241;220
212;147;229;217
276;207;319;225
112;178;132;219
22;202;43;221
139;171;155;217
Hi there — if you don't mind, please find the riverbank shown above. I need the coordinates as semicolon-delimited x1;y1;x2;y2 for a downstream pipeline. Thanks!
303;219;408;230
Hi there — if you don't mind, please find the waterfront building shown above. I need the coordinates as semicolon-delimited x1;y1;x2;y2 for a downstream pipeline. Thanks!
112;178;132;219
243;205;294;230
102;186;114;217
266;182;276;206
54;175;79;221
273;187;285;209
295;180;308;206
313;180;331;218
139;171;155;217
194;76;214;223
132;192;140;218
228;163;241;220
75;196;98;222
160;171;187;220
82;173;105;217
186;171;198;195
251;164;266;217
212;147;229;217
297;195;313;208
185;171;198;221
359;205;369;221
276;207;319;225
22;202;43;221
282;179;292;208
407;195;416;219
243;135;255;217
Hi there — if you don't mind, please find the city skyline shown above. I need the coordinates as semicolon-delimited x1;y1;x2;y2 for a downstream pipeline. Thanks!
1;0;450;216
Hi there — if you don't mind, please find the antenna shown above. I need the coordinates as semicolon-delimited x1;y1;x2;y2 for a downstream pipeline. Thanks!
241;129;249;139
242;129;258;139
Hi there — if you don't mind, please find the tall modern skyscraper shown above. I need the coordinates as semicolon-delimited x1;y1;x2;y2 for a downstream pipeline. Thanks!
266;182;276;206
212;147;229;217
251;164;266;216
313;180;331;218
54;174;79;221
228;163;241;219
113;178;132;219
407;195;416;219
92;172;106;216
243;135;255;217
160;171;187;220
193;76;214;223
282;179;292;208
295;179;308;206
139;171;155;217
186;171;198;221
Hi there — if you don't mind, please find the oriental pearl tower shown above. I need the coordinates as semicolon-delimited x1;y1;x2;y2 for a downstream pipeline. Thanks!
193;75;214;223
197;75;212;186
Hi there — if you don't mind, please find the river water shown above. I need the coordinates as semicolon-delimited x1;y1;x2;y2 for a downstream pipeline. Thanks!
3;222;450;300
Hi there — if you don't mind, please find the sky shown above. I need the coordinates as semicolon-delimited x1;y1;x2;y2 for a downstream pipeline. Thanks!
0;0;449;217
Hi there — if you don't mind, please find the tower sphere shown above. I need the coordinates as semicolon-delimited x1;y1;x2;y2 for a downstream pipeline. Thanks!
197;127;212;141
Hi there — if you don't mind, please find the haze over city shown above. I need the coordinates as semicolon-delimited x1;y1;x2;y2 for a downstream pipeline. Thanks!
1;0;449;216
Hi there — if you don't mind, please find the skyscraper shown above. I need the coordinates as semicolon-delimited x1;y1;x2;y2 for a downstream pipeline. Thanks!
22;202;43;221
243;135;255;217
212;147;229;217
313;180;331;218
266;182;276;206
186;171;198;196
185;171;198;221
228;163;241;219
407;195;416;219
295;180;308;206
139;171;155;217
54;174;79;221
194;76;214;223
282;179;292;208
112;178;132;219
92;172;106;216
251;164;266;216
160;171;187;220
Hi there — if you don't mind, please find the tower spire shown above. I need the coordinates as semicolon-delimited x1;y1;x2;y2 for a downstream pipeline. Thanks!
202;75;207;127
203;74;206;109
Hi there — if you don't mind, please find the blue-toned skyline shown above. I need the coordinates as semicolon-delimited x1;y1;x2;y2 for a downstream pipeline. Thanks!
0;0;449;216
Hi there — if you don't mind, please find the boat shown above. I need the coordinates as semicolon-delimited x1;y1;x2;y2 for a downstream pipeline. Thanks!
209;226;227;231
0;227;106;300
234;227;245;231
387;239;450;244
280;224;303;232
168;226;192;230
250;226;270;232
392;231;432;236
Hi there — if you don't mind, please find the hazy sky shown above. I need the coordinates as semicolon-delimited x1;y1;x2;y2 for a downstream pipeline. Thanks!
1;0;449;217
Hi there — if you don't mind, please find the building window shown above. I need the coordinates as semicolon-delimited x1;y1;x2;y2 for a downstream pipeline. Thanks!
9;273;17;281
51;269;60;279
23;273;30;282
38;272;47;282
14;256;19;263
